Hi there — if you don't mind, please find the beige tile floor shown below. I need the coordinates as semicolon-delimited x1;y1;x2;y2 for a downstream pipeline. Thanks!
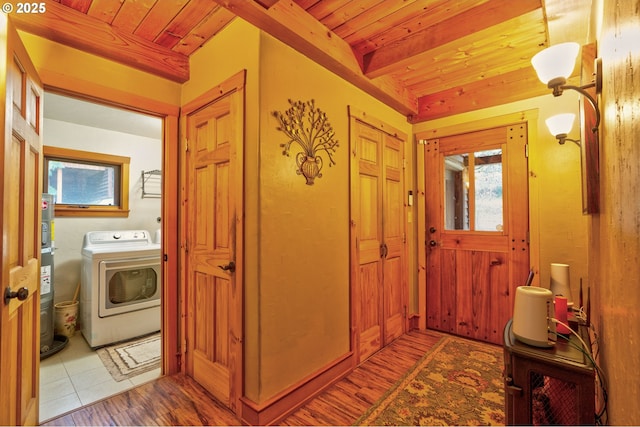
39;333;161;423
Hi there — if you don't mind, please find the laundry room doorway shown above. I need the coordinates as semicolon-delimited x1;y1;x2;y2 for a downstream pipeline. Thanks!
38;91;169;422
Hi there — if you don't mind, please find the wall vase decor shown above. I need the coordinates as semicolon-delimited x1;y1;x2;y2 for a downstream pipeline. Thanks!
273;99;339;185
297;154;322;185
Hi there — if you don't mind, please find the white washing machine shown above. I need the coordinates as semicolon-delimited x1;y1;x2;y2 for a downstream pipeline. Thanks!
81;230;161;348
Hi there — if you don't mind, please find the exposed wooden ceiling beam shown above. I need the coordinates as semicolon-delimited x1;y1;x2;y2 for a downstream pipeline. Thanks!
402;10;547;95
411;67;549;122
215;0;418;116
10;0;190;83
363;0;543;79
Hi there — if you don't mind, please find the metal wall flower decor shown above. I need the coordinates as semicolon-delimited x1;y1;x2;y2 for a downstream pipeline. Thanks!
272;99;339;185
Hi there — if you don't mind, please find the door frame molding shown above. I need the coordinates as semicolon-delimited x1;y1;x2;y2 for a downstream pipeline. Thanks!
39;73;181;375
415;109;539;330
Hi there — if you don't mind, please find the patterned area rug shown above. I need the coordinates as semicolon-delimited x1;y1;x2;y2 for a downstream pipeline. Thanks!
355;335;505;426
96;333;161;382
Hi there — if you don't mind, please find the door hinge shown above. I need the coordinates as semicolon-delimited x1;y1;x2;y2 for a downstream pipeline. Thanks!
525;143;529;158
185;139;190;153
184;239;189;253
403;158;407;169
404;305;407;318
403;232;406;243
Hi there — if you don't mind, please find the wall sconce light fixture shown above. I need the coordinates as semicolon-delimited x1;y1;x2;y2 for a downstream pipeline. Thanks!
531;42;603;142
545;113;580;146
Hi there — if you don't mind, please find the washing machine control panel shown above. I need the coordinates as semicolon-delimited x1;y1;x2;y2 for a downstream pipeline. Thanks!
84;230;151;246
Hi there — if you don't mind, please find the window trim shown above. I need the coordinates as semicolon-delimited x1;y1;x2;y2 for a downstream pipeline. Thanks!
43;146;130;217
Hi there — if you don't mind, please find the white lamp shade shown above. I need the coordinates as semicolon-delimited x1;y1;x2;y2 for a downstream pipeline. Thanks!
545;113;576;137
531;42;580;85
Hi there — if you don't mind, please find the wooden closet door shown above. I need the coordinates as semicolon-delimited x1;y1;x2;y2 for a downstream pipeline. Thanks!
350;112;406;363
382;133;405;345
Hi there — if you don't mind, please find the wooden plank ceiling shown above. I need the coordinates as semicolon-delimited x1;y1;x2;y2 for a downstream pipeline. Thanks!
10;0;561;122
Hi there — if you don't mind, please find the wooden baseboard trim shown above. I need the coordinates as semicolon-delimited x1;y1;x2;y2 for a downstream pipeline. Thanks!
240;351;354;425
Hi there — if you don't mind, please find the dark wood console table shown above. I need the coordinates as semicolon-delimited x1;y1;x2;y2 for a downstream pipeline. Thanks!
503;319;595;425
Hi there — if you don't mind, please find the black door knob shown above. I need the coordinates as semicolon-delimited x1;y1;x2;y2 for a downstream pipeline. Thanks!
218;261;236;273
429;240;438;247
4;286;29;305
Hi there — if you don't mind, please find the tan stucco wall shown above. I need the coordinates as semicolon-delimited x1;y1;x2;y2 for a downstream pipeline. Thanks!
183;19;413;403
18;32;181;106
256;32;412;401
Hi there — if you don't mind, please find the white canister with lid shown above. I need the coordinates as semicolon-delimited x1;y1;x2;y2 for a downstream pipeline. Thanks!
512;286;556;347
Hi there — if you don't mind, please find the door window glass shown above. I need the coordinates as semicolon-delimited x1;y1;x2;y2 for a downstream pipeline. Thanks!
444;148;503;231
444;153;470;230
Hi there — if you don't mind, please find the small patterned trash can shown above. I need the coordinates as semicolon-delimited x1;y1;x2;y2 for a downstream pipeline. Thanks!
54;301;78;338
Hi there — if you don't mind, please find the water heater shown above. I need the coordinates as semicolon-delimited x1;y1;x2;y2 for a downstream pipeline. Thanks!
41;194;55;354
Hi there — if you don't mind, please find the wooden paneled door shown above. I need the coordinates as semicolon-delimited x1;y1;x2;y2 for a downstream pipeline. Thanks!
423;124;529;345
350;108;407;363
0;17;44;425
183;71;244;414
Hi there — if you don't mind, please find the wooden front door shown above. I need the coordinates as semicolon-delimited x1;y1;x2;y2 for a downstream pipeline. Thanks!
0;18;43;425
424;124;529;345
350;110;407;362
183;72;244;414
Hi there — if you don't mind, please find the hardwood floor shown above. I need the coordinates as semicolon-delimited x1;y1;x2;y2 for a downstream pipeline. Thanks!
281;329;445;425
42;329;444;426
